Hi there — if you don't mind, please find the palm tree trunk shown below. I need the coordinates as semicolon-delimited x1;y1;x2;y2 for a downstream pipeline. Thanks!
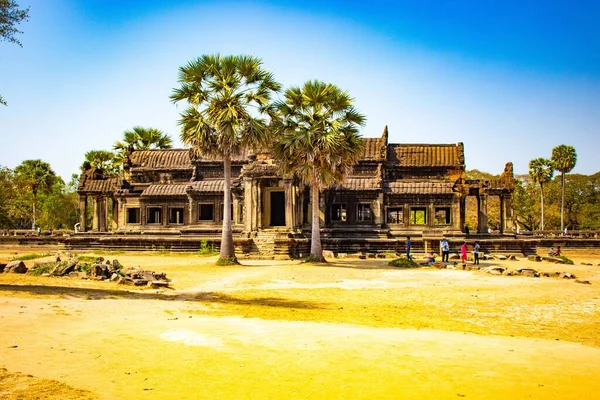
560;172;565;231
540;183;544;230
219;155;235;260
32;194;36;230
310;174;324;262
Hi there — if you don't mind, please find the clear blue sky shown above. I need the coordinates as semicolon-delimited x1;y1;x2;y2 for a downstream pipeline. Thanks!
1;0;599;180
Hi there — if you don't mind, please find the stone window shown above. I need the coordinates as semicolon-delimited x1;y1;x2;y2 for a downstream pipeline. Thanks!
168;207;184;225
331;203;347;222
147;207;162;224
410;207;427;225
357;204;372;222
126;208;140;224
386;208;403;224
434;207;451;225
198;203;214;221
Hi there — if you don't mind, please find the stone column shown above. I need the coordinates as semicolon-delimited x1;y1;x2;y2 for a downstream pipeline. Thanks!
98;196;107;232
111;198;119;231
374;192;384;226
504;194;514;231
477;194;488;234
78;195;87;232
92;196;99;231
459;196;466;232
284;178;293;229
499;195;505;234
428;202;434;227
403;203;409;228
188;196;194;226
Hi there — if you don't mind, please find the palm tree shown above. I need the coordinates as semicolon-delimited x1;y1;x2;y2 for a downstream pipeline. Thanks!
272;80;365;262
14;159;57;230
82;150;119;176
528;158;553;230
551;145;577;231
170;54;281;264
113;126;173;164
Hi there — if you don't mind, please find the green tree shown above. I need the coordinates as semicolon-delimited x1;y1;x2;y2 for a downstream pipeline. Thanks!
0;0;30;106
512;176;539;231
37;178;79;230
113;126;173;167
528;158;553;230
14;159;57;229
170;54;281;264
272;80;365;262
551;145;577;231
82;150;119;176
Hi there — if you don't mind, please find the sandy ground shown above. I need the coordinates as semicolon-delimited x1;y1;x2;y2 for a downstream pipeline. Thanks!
1;247;599;399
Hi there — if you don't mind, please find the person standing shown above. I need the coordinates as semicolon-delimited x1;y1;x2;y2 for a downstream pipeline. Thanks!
406;236;413;261
473;241;480;265
460;241;468;266
441;237;450;263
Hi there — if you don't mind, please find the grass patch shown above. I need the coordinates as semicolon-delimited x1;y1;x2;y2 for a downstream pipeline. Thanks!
10;253;51;261
558;255;574;265
389;258;419;268
216;257;240;266
77;256;104;264
29;262;56;276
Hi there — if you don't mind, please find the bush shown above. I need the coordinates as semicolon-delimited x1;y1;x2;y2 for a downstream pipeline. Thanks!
216;257;239;266
29;262;55;276
558;255;574;265
389;258;419;268
197;240;218;256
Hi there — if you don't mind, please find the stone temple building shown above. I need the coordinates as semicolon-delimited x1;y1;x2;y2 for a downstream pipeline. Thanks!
75;127;516;255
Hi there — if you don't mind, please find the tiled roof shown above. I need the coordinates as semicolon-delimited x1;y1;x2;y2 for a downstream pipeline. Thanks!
192;147;250;162
190;180;225;192
331;177;381;191
141;184;190;197
385;181;455;194
387;144;464;167
80;178;118;193
130;149;193;170
361;137;387;161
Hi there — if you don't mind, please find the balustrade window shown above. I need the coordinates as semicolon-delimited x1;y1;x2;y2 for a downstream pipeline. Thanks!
386;208;403;224
410;207;427;225
126;208;140;224
357;204;372;222
147;207;162;224
434;207;451;225
331;204;347;222
199;203;214;221
169;207;184;224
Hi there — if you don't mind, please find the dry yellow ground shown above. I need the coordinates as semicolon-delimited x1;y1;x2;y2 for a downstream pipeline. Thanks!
0;247;599;399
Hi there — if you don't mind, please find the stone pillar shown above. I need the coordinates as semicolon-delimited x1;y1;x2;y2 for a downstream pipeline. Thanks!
374;192;384;226
477;194;488;234
428;202;434;227
403;203;409;228
319;192;326;226
188;196;194;226
284;179;293;229
117;198;125;229
111;198;118;231
499;195;505;234
92;196;99;231
504;194;514;231
78;195;87;232
97;196;107;232
459;196;466;232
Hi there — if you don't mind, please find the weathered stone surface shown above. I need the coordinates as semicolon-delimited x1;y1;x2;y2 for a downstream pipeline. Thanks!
495;254;508;260
502;269;516;276
90;264;109;278
575;279;591;285
581;262;593;266
118;276;134;285
110;273;120;282
68;271;87;279
337;253;348;259
481;266;505;275
518;268;539;278
5;261;28;274
132;279;149;286
483;254;495;260
542;256;565;264
527;255;542;262
322;250;335;259
150;280;169;288
432;262;446;269
508;255;519;261
112;259;121;270
559;272;576;279
465;265;480;271
449;253;460;260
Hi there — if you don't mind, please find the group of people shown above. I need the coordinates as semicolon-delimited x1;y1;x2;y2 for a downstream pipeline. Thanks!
548;246;562;257
405;236;481;266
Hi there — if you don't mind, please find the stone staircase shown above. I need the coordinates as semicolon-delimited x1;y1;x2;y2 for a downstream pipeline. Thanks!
252;230;294;259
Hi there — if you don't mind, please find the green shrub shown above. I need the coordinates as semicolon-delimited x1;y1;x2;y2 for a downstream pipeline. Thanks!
29;262;55;276
558;255;574;265
197;240;218;256
77;256;103;263
10;253;51;261
389;258;419;268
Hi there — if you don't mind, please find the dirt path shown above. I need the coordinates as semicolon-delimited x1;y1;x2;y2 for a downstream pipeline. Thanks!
1;249;600;399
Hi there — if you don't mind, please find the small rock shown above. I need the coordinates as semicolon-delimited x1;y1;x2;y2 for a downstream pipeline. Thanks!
559;272;576;279
132;279;149;286
150;280;169;288
496;254;508;260
575;279;591;285
322;250;335;259
337;253;348;259
110;273;120;282
508;255;519;261
527;255;542;262
581;262;593;266
518;268;540;278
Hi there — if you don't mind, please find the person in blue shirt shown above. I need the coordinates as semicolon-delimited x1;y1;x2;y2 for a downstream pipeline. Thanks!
441;237;450;262
406;236;413;261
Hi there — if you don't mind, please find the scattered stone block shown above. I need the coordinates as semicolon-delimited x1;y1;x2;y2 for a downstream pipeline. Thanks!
337;253;348;259
508;255;519;261
4;261;28;274
559;272;576;279
449;253;460;260
480;265;505;275
322;250;335;259
150;280;169;288
495;254;508;260
110;273;120;282
542;256;565;264
575;279;591;285
581;262;593;266
527;255;542;262
518;268;539;278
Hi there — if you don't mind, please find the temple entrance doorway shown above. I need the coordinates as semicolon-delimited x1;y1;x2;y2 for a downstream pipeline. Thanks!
269;191;286;227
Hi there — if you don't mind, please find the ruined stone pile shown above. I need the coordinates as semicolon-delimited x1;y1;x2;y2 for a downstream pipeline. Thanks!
0;256;170;288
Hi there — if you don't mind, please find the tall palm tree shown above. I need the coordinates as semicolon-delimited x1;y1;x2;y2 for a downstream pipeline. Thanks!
528;158;553;230
551;145;577;231
14;159;57;230
170;54;281;264
272;80;365;262
82;150;119;176
113;126;173;163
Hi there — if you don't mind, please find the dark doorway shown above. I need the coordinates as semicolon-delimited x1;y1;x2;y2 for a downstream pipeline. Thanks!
270;191;286;226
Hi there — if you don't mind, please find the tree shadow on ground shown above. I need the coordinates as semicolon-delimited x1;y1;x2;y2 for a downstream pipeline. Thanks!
0;284;324;310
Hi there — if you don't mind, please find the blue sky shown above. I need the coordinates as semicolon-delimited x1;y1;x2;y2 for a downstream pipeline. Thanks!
1;0;599;180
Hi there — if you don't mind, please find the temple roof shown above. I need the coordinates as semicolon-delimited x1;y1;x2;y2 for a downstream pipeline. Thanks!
331;177;381;191
78;177;119;193
141;184;189;197
361;137;387;161
130;149;193;171
190;180;225;192
386;143;464;167
384;181;455;194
